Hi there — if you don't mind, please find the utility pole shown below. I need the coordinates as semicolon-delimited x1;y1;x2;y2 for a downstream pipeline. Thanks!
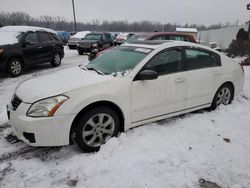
247;3;250;36
72;0;77;32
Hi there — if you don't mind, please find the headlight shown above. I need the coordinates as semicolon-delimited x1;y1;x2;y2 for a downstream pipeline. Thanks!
27;95;68;117
92;43;98;47
0;49;4;54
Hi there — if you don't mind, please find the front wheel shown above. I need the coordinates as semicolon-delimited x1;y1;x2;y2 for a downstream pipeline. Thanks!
209;84;234;110
51;52;61;67
7;57;23;77
72;106;120;153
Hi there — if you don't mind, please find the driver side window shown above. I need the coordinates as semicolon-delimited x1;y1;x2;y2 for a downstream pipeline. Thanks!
145;49;182;75
25;33;39;43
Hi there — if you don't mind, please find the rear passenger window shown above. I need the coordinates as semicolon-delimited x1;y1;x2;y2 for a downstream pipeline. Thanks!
185;48;220;70
49;33;60;41
144;49;182;75
38;32;52;42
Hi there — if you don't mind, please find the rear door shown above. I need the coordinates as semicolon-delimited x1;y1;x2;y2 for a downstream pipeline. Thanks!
37;31;53;62
131;48;188;123
183;47;222;108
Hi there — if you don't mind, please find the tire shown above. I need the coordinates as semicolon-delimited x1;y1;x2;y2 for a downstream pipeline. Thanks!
72;106;120;153
209;84;234;110
51;52;61;67
78;50;83;55
7;57;23;77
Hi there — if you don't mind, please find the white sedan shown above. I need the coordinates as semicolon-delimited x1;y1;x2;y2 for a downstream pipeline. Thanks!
8;41;244;152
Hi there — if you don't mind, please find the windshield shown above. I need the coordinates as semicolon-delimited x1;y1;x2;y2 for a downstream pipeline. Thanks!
86;46;152;75
0;31;23;45
85;34;102;40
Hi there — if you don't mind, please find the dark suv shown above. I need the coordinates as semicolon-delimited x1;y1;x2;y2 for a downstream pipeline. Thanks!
0;26;64;77
76;32;113;56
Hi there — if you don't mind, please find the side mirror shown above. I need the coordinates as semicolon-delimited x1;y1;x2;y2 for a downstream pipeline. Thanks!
137;70;158;80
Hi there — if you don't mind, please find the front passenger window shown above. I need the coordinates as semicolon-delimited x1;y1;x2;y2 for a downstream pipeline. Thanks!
25;33;39;43
145;49;182;75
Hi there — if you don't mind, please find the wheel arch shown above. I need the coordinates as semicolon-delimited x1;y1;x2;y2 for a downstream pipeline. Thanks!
69;100;125;144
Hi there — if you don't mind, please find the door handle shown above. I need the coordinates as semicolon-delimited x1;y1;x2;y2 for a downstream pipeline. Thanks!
175;78;185;83
37;46;42;49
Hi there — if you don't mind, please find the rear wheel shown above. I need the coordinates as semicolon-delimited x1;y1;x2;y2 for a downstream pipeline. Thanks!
7;57;23;77
209;84;234;110
51;52;61;67
72;106;120;153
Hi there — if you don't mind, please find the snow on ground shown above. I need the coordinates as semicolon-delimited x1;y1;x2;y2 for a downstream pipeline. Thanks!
0;55;250;188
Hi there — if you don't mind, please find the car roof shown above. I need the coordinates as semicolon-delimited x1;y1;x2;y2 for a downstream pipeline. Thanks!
0;25;57;34
123;40;219;53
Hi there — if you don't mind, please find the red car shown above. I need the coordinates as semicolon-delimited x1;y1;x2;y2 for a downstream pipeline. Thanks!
88;32;196;61
127;32;196;43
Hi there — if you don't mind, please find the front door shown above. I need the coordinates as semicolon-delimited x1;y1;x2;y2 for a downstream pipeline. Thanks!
131;48;187;123
22;32;42;64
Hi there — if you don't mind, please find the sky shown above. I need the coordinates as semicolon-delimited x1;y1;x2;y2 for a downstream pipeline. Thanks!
0;0;250;25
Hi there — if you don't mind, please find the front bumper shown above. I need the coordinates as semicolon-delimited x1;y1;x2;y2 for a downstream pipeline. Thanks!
8;102;76;147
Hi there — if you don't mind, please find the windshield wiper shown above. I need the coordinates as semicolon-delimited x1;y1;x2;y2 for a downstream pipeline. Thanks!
86;67;105;75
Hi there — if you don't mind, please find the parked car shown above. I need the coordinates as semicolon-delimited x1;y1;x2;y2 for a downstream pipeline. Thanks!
68;31;91;49
8;41;244;152
89;32;197;61
114;32;134;45
76;32;113;55
56;31;70;45
126;32;196;43
0;26;64;77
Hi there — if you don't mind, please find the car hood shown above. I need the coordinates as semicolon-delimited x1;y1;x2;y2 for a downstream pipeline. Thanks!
15;66;113;103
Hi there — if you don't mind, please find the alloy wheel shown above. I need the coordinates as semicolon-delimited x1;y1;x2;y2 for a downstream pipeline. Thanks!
54;53;61;65
10;60;22;75
82;113;115;147
216;87;231;106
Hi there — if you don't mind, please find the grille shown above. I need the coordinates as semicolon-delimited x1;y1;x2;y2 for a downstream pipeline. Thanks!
11;95;22;111
81;43;91;48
